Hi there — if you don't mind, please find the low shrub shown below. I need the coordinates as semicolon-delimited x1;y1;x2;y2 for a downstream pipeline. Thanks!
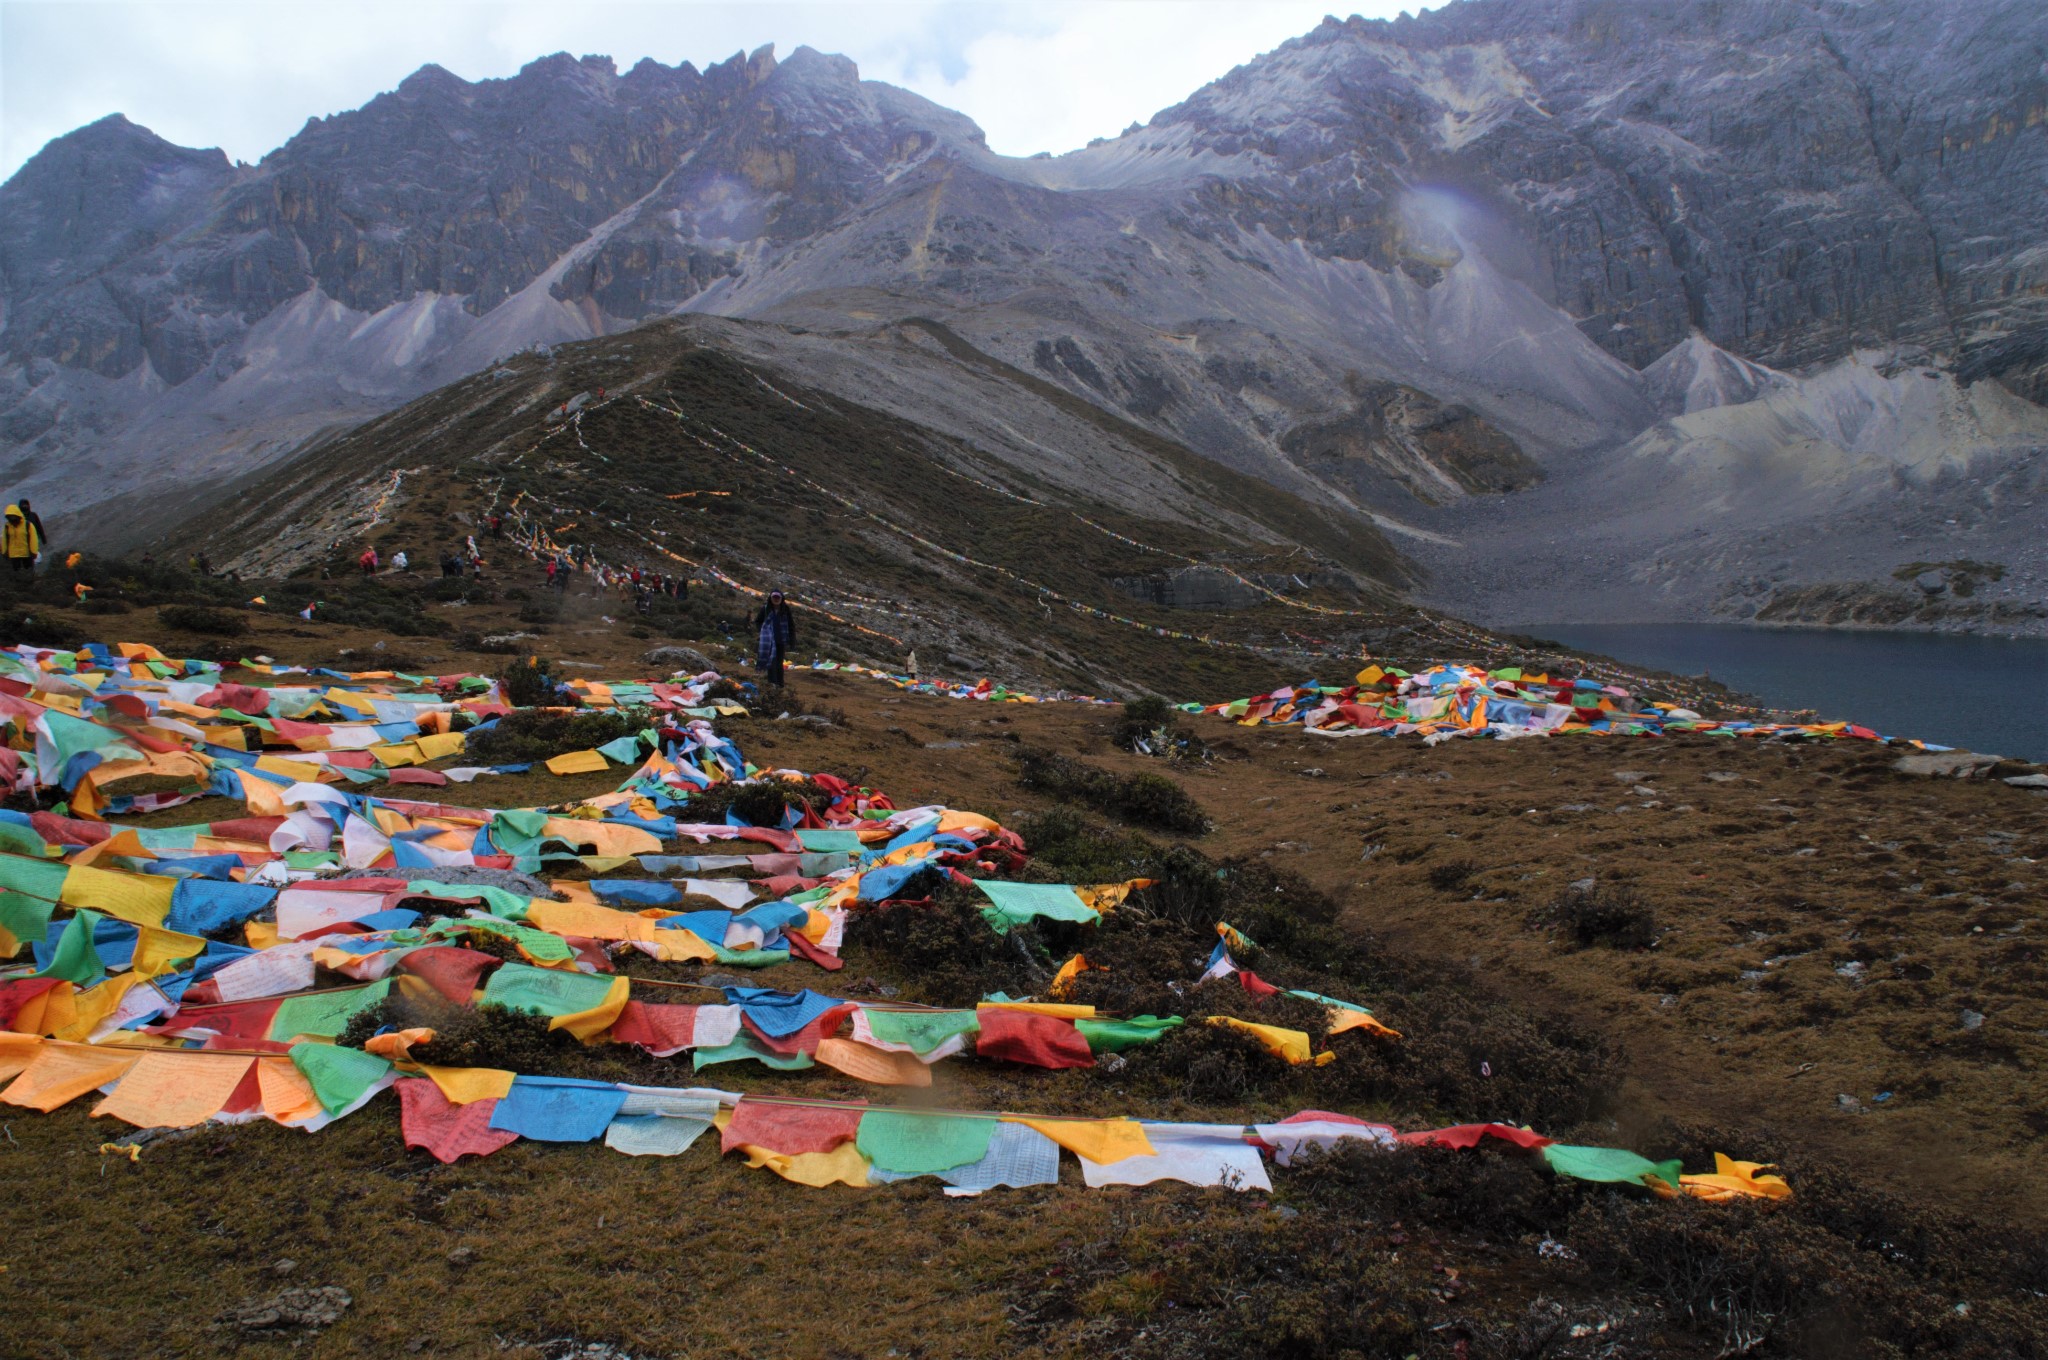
496;655;570;709
1017;747;1210;835
1538;881;1659;950
462;702;647;764
1112;694;1208;760
157;603;248;635
677;777;831;827
1426;858;1479;893
840;884;1054;1003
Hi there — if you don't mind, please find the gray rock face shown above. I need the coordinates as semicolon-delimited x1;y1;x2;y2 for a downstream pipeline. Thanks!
1;0;2044;632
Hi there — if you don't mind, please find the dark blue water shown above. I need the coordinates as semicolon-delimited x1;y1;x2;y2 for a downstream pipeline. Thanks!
1518;623;2048;760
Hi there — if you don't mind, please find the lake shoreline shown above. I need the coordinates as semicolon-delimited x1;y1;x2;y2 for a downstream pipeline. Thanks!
1511;622;2048;760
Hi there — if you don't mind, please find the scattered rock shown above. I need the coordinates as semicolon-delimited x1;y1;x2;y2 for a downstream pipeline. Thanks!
697;972;748;990
1569;877;1596;893
219;1286;353;1332
642;645;714;673
2005;774;2048;789
1837;1094;1862;1112
272;1258;297;1276
1893;751;2006;778
1961;1009;1985;1031
1704;771;1740;782
1612;770;1649;783
1914;570;1948;595
447;1246;478;1267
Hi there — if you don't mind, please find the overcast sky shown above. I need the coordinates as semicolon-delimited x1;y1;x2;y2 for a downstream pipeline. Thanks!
0;0;1419;182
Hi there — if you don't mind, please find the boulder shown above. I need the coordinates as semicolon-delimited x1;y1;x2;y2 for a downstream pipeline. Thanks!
643;645;715;674
1914;570;1948;595
2005;773;2048;790
1892;751;2005;779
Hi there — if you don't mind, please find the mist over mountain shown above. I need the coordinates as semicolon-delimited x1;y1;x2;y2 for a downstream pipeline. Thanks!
2;0;2042;631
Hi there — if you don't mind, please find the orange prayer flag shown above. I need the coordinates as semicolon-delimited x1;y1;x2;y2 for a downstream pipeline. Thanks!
1;1042;140;1112
92;1051;253;1128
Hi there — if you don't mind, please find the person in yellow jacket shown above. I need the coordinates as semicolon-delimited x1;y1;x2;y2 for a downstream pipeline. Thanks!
2;504;39;572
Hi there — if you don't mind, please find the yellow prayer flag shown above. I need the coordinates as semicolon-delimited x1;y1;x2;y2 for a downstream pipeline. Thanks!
548;974;630;1044
1207;1016;1323;1065
545;749;610;776
421;1066;517;1105
131;925;209;978
411;731;466;761
739;1140;873;1188
59;864;173;929
978;1001;1096;1020
1007;1115;1153;1165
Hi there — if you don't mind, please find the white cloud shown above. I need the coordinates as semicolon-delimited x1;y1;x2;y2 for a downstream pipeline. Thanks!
0;0;1417;181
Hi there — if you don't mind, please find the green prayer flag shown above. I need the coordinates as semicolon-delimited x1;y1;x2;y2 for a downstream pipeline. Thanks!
0;853;71;903
0;821;51;857
1074;1014;1185;1053
861;1008;980;1054
0;891;55;959
31;908;105;985
289;1041;394;1113
432;915;572;962
856;1109;994;1175
480;962;616;1018
595;734;645;765
1541;1144;1683;1190
487;809;551;857
795;829;865;853
690;1036;815;1071
269;979;391;1041
406;878;531;921
975;881;1101;935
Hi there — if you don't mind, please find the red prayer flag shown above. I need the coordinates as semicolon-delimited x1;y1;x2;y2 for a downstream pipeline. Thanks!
610;1001;699;1056
975;1009;1094;1069
397;1080;521;1163
398;946;501;1006
1396;1123;1553;1151
720;1096;864;1156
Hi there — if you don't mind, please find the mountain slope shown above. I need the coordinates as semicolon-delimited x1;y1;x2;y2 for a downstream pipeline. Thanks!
3;0;2044;630
167;313;1430;696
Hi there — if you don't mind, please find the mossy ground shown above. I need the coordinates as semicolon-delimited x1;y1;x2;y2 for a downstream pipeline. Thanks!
1;553;2044;1356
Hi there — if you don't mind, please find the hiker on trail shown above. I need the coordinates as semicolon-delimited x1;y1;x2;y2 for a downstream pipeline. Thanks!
358;547;379;576
488;515;502;538
392;550;409;572
440;551;460;578
17;501;46;556
545;557;559;589
465;534;479;561
197;552;211;576
3;505;39;572
752;590;797;687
